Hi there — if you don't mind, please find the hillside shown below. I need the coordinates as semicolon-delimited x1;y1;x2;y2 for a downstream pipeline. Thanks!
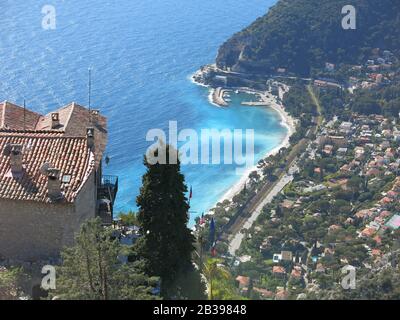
216;0;400;76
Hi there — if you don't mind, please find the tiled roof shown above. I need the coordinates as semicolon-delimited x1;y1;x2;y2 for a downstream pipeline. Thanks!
0;101;41;130
0;132;95;203
272;266;286;274
1;101;107;167
235;276;250;287
0;129;65;137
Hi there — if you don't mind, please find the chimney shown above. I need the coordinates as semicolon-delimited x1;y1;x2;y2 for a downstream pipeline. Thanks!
10;144;23;173
90;109;100;125
47;168;62;200
86;127;95;149
51;113;60;129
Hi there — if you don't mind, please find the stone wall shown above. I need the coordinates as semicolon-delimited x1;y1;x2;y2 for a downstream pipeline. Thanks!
0;172;96;262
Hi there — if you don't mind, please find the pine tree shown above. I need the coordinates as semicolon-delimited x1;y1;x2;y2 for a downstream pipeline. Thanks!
136;143;195;297
52;218;159;300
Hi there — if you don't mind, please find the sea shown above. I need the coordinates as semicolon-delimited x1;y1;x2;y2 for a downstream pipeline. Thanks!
0;0;285;225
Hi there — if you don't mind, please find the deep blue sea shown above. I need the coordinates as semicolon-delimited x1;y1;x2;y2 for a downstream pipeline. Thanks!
0;0;284;224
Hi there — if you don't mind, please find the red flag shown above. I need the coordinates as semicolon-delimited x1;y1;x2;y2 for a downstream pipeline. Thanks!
211;244;217;257
200;213;205;225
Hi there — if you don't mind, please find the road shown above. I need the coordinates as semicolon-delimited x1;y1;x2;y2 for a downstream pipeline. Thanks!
228;162;299;256
227;84;323;257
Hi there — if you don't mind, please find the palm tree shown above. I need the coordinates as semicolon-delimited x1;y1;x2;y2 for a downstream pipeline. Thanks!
202;259;231;300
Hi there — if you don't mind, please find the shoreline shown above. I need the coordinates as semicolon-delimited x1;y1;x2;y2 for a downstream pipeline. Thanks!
191;72;296;214
214;90;295;209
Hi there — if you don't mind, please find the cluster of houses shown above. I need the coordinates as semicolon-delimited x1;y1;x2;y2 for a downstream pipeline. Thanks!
357;176;400;240
314;49;398;91
233;111;400;299
314;114;400;256
348;49;397;91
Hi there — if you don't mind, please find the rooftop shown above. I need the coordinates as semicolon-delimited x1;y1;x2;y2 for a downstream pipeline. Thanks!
0;101;107;166
0;131;95;203
0;101;108;204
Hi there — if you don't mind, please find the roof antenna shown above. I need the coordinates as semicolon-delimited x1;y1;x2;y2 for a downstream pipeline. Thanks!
88;67;92;112
23;99;26;132
88;67;93;125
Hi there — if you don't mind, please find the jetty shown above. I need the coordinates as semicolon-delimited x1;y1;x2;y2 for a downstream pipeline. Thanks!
212;87;229;107
241;101;267;106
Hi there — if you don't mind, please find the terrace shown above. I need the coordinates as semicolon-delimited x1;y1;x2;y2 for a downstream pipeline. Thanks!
97;175;119;225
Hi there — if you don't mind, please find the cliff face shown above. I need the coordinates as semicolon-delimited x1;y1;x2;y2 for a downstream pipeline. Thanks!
216;0;400;76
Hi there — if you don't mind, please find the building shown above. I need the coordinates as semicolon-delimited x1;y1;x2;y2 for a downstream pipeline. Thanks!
339;122;353;135
272;266;287;277
0;101;118;261
325;62;335;72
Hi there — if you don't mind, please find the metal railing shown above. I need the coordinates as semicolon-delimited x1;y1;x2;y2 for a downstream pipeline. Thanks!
98;175;119;205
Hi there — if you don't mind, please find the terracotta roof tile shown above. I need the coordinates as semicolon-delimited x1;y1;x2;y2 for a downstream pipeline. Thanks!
235;276;250;287
273;266;286;274
0;101;107;168
0;132;94;203
36;103;107;166
0;101;41;130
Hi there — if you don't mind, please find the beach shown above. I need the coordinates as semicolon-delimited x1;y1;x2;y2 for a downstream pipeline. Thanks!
212;88;296;209
190;71;297;213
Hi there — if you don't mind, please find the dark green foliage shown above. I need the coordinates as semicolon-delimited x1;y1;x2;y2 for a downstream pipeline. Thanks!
118;211;139;226
283;85;316;118
350;84;400;116
135;144;196;298
0;267;28;300
53;218;158;300
330;266;400;300
217;0;400;76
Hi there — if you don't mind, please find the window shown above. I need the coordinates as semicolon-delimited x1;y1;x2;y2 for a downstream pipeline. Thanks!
62;174;71;183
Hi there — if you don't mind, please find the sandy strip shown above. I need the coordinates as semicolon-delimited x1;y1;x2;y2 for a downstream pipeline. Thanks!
210;88;296;211
190;73;296;215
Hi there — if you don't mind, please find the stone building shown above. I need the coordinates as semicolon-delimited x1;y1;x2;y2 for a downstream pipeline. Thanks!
0;101;118;261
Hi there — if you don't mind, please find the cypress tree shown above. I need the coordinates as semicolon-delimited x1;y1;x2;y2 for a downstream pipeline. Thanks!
136;143;195;297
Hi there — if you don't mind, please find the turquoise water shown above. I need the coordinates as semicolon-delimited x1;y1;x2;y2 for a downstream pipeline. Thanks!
0;0;284;224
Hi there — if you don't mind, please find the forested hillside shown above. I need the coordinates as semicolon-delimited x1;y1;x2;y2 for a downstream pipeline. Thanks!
216;0;400;76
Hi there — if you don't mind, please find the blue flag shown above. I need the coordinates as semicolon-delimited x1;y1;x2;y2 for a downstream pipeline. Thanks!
209;217;215;245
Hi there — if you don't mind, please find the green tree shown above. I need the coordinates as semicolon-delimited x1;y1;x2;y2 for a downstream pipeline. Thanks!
0;267;27;300
118;211;139;226
203;259;231;300
136;144;195;298
53;218;158;300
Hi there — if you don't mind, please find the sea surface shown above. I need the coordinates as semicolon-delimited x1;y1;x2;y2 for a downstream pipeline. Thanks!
0;0;284;225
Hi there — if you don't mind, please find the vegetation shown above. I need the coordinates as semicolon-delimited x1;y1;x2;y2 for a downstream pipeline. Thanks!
217;0;400;76
118;211;139;226
52;218;159;300
203;259;243;300
0;267;27;300
350;84;400;117
135;143;197;299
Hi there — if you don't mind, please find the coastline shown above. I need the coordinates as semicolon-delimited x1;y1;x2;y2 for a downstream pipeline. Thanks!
191;72;296;214
214;90;296;209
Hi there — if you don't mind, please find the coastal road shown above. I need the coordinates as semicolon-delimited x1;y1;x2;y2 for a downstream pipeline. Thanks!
228;163;299;256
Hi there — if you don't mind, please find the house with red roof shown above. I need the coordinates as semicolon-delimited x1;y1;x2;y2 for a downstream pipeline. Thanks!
0;101;118;261
361;227;377;238
235;276;250;289
272;266;287;278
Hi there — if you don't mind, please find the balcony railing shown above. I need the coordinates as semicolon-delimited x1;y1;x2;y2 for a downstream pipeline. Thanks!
98;175;119;205
97;175;118;225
